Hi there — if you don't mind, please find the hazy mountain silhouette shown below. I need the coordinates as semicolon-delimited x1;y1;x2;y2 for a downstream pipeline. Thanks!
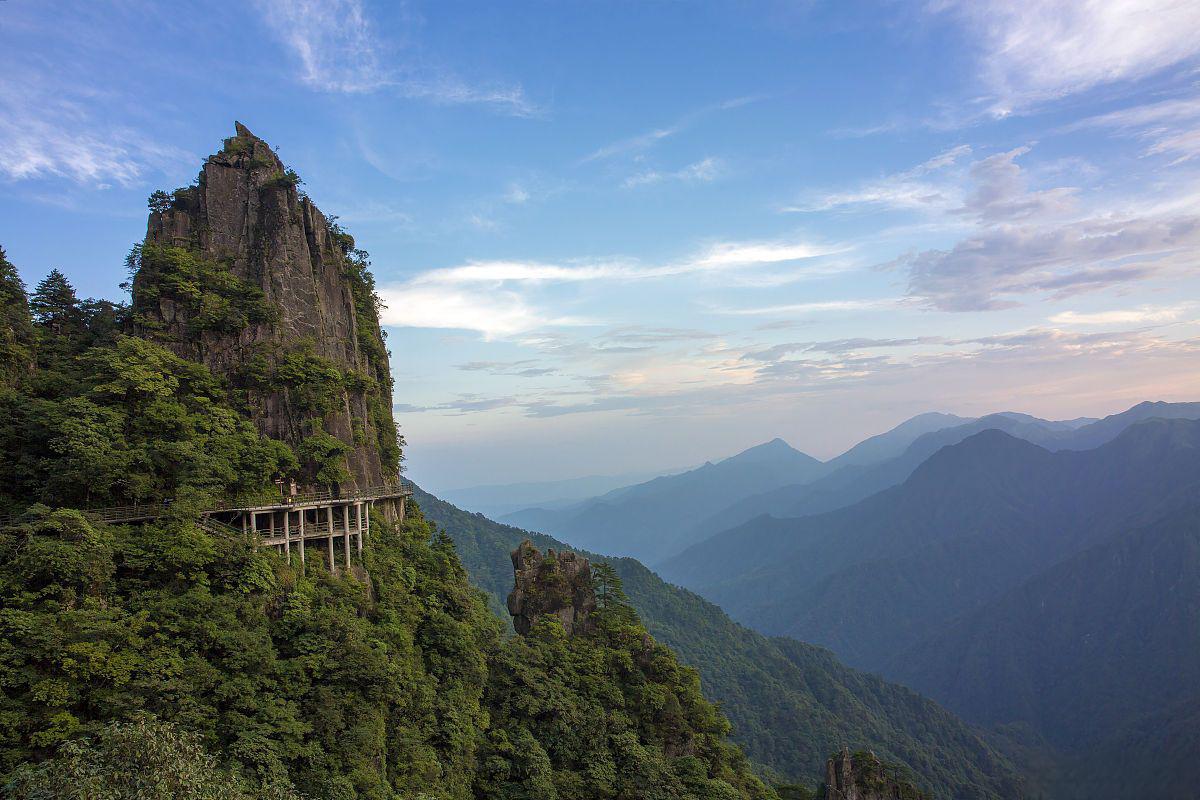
661;417;1200;671
500;437;827;563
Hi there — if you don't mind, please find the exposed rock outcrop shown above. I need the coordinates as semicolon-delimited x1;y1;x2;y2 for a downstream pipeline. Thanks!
132;123;399;492
823;748;927;800
507;540;597;635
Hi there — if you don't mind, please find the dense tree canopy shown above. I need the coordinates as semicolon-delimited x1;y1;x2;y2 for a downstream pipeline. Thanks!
0;250;775;799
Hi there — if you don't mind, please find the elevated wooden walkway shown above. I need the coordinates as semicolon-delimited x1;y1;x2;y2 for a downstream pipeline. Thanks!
0;482;413;572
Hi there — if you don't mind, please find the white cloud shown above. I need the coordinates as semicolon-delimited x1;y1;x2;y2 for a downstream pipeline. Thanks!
1067;95;1200;163
504;183;530;204
378;236;843;338
0;77;190;187
713;299;896;316
790;144;971;213
1049;304;1194;326
905;213;1200;311
623;157;723;188
939;0;1200;114
376;284;587;340
580;95;761;163
255;0;537;115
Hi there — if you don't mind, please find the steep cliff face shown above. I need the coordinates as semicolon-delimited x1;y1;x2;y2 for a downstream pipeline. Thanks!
823;749;927;800
132;123;399;491
507;540;598;635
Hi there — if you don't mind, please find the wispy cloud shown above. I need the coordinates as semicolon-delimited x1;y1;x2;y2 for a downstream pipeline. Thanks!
378;235;843;338
712;299;896;317
1066;95;1200;163
579;95;761;163
787;145;971;213
0;74;190;187
886;144;1200;311
255;0;538;116
622;157;724;188
905;213;1199;311
937;0;1200;115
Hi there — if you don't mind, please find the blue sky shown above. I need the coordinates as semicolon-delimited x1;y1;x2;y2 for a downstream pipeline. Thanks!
3;0;1200;490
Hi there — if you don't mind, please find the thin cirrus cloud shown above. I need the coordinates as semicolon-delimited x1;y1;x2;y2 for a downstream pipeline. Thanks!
0;78;192;188
937;0;1200;115
254;0;537;116
712;299;897;317
579;95;761;163
623;157;723;189
786;144;972;213
377;237;844;339
1066;96;1200;164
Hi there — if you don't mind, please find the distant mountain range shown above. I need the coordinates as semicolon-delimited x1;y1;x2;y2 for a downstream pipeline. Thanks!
662;415;1200;665
502;401;1200;567
501;437;829;564
490;399;1200;798
415;486;1022;799
431;470;676;519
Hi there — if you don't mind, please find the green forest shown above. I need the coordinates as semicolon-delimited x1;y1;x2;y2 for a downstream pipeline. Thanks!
0;245;780;799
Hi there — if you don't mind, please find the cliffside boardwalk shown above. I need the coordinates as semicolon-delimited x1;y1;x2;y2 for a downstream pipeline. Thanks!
222;483;411;567
0;483;412;572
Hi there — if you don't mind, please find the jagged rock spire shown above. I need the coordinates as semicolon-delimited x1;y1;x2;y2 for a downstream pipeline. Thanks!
133;123;400;492
507;540;598;636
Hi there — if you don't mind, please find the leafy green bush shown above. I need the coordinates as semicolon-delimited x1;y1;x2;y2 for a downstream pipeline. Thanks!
129;244;277;337
5;716;302;800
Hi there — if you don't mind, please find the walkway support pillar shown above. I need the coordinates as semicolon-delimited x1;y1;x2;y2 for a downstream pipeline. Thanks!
326;505;335;572
343;504;352;566
356;502;364;556
283;510;291;557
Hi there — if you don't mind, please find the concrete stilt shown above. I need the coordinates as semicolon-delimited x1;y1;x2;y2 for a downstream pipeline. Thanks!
326;505;335;571
343;505;352;566
283;510;291;557
356;502;363;556
299;509;306;565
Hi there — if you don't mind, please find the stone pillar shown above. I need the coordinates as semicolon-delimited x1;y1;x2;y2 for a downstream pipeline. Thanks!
299;508;306;565
250;511;257;538
326;505;335;571
356;502;364;555
283;510;291;557
343;504;351;565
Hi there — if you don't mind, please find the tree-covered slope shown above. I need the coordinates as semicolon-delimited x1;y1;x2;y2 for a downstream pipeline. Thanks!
414;487;1023;800
888;505;1200;800
0;155;778;798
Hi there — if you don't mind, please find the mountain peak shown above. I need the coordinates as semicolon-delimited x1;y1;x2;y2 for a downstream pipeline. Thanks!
724;437;819;467
133;126;400;491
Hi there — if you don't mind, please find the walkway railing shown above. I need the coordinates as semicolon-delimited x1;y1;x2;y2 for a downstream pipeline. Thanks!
0;481;412;527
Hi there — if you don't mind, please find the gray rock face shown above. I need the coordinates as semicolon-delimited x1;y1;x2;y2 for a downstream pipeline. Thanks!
507;540;598;636
133;122;397;491
823;748;926;800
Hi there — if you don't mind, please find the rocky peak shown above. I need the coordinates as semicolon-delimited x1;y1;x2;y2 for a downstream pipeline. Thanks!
506;540;598;636
132;123;400;493
823;749;927;800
